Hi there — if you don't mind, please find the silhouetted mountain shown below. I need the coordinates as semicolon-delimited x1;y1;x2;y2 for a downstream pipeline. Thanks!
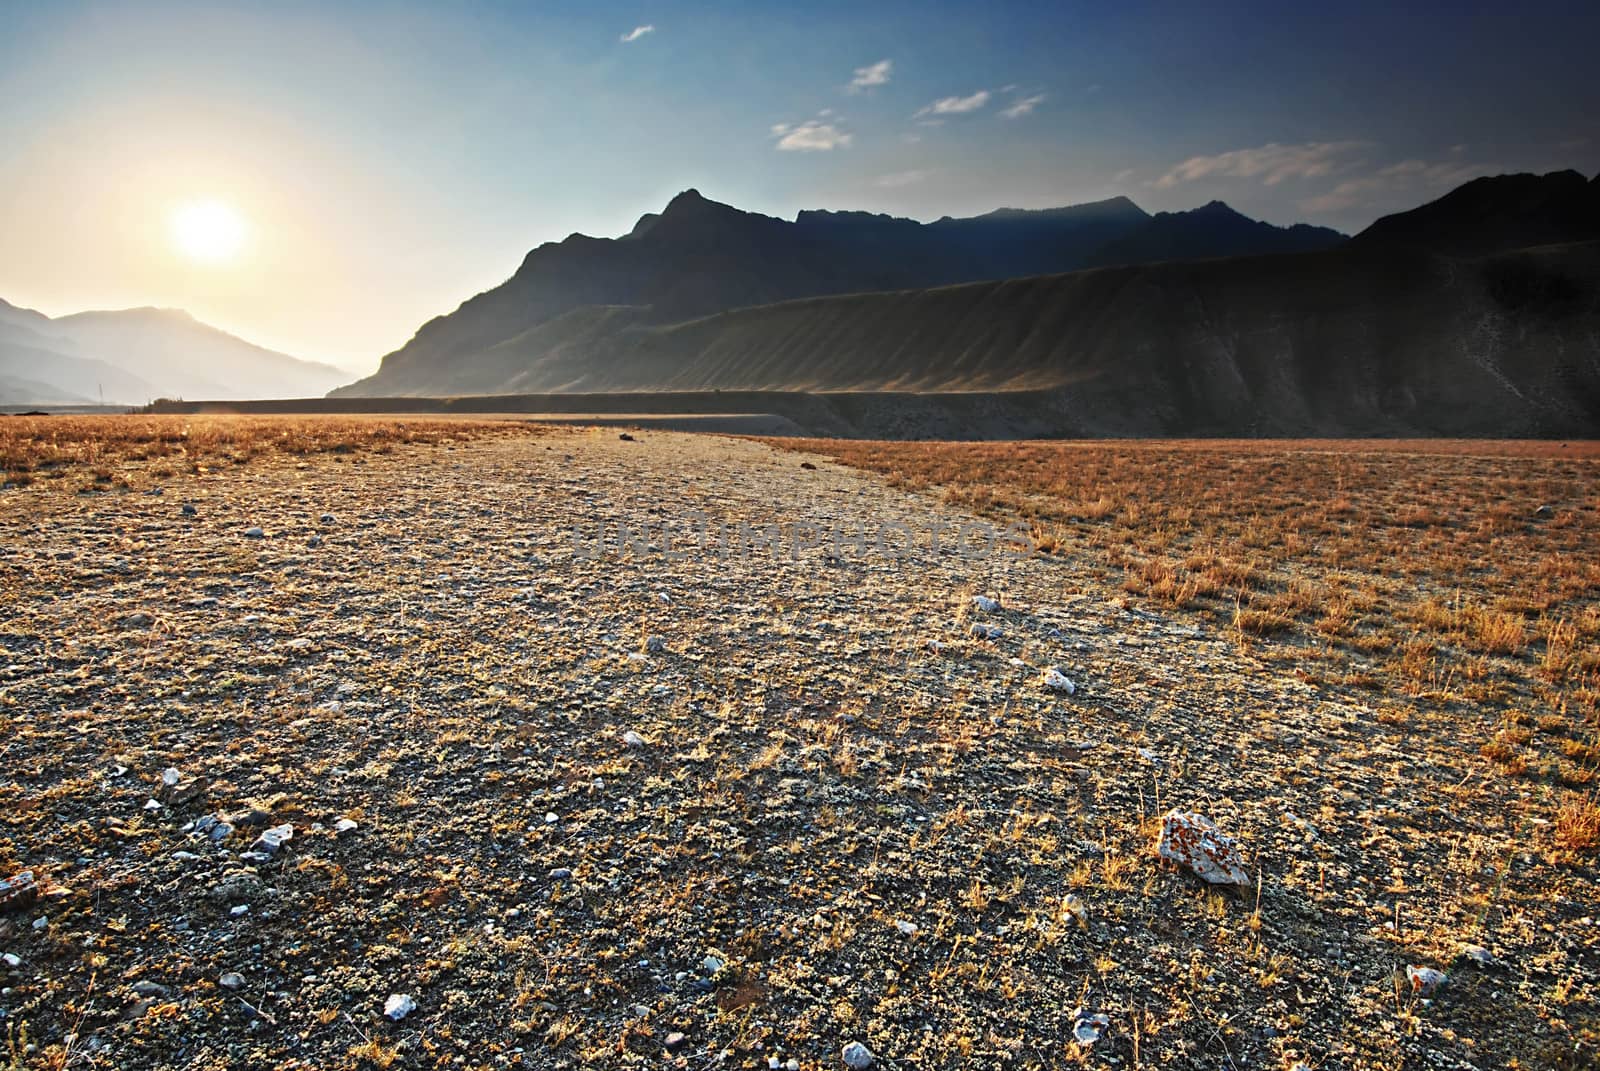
1085;201;1344;267
1355;169;1600;255
0;301;345;405
341;190;1344;396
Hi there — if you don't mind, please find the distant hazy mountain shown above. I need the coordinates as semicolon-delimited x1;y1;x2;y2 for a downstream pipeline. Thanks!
338;189;1349;396
0;299;346;405
1355;169;1600;255
1085;200;1345;268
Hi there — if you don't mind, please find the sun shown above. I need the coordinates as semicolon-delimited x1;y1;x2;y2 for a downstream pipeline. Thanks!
170;199;248;264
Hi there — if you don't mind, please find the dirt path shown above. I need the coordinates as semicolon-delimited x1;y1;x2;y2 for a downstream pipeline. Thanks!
0;429;1591;1069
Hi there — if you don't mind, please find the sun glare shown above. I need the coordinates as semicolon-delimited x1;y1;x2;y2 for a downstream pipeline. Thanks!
170;199;248;264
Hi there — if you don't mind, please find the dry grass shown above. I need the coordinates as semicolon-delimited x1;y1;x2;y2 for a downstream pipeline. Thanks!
774;438;1600;794
0;414;537;493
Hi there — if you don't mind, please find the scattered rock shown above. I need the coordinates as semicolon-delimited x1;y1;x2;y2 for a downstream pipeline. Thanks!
618;433;636;442
664;1031;687;1052
1407;965;1447;996
384;993;417;1021
131;981;170;998
972;595;1000;612
123;612;154;629
799;461;817;470
970;623;1002;640
841;1041;875;1069
1460;944;1495;967
1157;811;1250;887
1071;1010;1109;1046
1042;668;1076;694
180;503;197;516
333;818;359;836
622;730;647;748
251;823;295;855
219;972;246;990
1062;893;1088;929
0;864;37;909
243;527;265;539
319;513;336;524
208;870;264;904
895;920;918;936
1;953;20;968
645;635;666;654
549;867;573;881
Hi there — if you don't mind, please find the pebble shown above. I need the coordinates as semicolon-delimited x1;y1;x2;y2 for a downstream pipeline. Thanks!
970;623;1002;640
252;823;295;855
1072;1010;1109;1046
1407;965;1447;996
219;972;246;990
230;904;250;917
645;635;666;653
895;920;918;936
131;981;170;997
180;503;197;516
664;1032;686;1052
320;513;335;524
841;1041;875;1069
244;527;265;539
549;867;573;880
384;993;417;1021
1042;668;1076;694
1460;944;1495;967
124;612;154;629
2;953;21;968
622;730;647;747
334;818;359;835
972;595;1000;612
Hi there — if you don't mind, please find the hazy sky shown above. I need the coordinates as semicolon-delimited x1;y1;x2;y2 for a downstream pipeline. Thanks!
2;1;1596;374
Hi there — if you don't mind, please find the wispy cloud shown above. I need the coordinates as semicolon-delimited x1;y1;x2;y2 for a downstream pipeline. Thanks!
848;59;892;92
773;118;852;152
1299;157;1500;213
999;93;1046;120
915;90;991;119
1154;140;1370;189
875;169;930;188
619;25;655;43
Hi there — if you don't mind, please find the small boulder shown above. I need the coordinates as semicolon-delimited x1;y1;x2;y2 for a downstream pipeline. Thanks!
1157;811;1250;887
1042;668;1076;694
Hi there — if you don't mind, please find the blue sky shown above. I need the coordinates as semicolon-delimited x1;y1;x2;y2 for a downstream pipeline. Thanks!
1;0;1596;371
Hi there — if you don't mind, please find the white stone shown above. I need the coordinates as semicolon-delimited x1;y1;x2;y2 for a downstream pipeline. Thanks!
1407;965;1446;996
971;595;1000;612
1042;668;1076;694
1157;811;1250;886
622;730;647;748
841;1041;875;1069
1071;1010;1109;1046
384;993;416;1021
219;972;245;990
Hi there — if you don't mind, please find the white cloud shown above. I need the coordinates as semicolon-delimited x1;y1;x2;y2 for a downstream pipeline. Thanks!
849;59;892;92
914;90;991;118
1299;157;1500;213
775;119;852;152
1154;140;1370;189
875;169;930;188
999;93;1046;120
619;25;655;43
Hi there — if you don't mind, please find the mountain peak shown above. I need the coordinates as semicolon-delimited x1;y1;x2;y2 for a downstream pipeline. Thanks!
661;188;711;216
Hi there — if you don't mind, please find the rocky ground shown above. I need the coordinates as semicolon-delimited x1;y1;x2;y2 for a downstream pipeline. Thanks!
0;427;1594;1070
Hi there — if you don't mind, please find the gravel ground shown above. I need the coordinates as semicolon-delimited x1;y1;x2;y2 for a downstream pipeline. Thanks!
0;428;1594;1070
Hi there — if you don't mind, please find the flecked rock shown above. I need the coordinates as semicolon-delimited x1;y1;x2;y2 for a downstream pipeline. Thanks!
841;1041;875;1069
1072;1009;1109;1046
1407;965;1447;996
1157;810;1250;886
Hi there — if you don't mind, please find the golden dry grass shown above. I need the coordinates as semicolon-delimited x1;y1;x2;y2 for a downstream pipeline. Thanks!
0;414;536;494
773;438;1600;792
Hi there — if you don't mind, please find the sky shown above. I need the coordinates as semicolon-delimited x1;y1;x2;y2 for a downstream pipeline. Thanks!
1;1;1596;375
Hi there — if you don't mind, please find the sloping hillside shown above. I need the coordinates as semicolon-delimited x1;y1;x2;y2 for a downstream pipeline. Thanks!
337;189;1345;397
335;241;1600;436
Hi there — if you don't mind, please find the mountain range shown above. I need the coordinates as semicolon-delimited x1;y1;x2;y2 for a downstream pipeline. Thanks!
331;170;1600;437
335;191;1345;397
0;300;348;406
